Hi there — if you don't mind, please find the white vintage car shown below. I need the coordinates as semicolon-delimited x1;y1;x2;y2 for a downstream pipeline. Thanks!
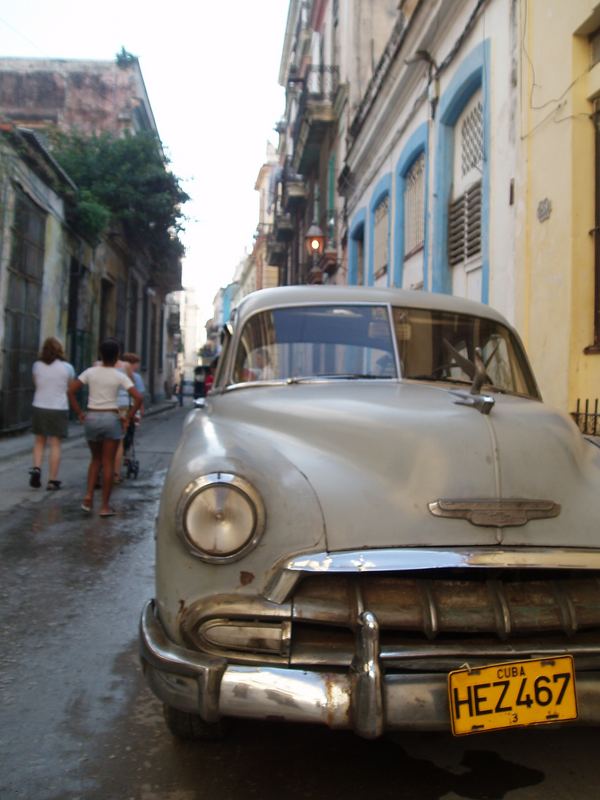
140;286;600;739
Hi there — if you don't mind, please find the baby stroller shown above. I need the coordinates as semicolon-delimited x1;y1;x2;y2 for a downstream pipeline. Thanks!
123;416;140;479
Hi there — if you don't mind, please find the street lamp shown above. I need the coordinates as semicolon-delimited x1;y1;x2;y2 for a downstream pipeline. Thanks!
305;222;325;274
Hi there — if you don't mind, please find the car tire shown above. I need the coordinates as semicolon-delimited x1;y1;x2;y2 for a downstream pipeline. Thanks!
163;704;229;740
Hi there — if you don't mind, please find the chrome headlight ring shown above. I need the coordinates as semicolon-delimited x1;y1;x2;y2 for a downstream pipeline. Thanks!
176;473;266;563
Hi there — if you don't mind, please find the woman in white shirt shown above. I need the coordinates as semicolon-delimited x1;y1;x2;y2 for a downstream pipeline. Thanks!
30;338;75;490
68;339;142;517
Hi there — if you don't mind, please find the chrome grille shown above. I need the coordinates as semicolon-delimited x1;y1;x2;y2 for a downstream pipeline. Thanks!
181;569;600;669
289;571;600;667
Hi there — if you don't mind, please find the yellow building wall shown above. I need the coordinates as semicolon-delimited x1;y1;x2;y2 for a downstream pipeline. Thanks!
520;0;600;413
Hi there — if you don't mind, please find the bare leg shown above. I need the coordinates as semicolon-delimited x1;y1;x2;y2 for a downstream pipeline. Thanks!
85;441;103;507
114;439;124;481
100;439;119;513
48;436;61;482
32;435;46;469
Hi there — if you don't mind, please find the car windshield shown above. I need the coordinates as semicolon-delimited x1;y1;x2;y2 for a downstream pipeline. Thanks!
393;307;538;398
230;303;538;398
232;305;397;382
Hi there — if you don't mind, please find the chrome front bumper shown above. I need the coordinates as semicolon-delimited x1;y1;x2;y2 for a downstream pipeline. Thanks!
140;600;600;738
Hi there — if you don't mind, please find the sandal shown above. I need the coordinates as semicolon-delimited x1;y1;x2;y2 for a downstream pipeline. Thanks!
29;467;41;488
46;480;62;491
113;473;122;484
99;507;116;518
81;502;92;513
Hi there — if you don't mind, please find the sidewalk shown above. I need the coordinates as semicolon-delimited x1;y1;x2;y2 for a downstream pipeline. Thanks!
0;400;177;463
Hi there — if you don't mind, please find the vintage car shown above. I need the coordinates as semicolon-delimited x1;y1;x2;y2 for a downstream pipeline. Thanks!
140;286;600;739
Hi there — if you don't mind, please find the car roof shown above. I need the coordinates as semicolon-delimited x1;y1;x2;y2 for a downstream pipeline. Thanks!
234;286;510;327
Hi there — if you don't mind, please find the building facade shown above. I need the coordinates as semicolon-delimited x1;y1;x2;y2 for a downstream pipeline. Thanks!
0;54;181;430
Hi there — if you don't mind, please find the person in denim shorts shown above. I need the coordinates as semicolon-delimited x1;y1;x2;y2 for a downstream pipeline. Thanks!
68;339;143;517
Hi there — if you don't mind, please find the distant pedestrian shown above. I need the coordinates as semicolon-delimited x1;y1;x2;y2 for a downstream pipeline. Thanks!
68;339;142;517
177;374;185;407
29;337;75;490
205;357;218;394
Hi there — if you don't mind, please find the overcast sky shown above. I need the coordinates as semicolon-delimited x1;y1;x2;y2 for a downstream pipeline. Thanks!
0;0;288;324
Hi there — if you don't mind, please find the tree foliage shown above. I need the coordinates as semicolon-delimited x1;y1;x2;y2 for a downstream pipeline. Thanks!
50;130;189;267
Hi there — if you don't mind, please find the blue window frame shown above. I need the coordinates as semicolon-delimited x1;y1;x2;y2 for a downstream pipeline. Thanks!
393;122;429;288
432;40;490;302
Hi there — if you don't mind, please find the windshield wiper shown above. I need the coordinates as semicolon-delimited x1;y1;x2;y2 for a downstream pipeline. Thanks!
408;375;472;386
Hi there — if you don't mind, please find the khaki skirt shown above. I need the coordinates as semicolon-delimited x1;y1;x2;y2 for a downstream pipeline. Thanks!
31;407;69;439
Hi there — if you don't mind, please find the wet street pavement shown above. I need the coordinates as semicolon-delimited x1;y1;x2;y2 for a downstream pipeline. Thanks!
1;404;599;799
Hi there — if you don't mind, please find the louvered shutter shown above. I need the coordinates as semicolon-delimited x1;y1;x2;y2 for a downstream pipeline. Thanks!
448;92;483;268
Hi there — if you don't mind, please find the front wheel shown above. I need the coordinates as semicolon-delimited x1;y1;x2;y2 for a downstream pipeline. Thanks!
163;704;229;741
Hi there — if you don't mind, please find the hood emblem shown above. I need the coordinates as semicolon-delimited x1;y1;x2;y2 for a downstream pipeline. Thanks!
444;345;495;414
428;499;561;528
449;389;495;415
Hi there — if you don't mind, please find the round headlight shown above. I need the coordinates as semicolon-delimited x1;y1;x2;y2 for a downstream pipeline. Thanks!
177;473;265;562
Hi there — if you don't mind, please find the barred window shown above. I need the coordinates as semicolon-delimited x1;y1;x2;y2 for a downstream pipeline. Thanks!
373;195;389;280
461;100;484;179
404;153;425;256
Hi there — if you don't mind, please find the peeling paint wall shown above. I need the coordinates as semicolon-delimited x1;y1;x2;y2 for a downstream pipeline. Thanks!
0;58;155;136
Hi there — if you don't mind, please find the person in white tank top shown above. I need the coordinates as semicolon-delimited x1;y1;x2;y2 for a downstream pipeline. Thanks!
68;339;142;516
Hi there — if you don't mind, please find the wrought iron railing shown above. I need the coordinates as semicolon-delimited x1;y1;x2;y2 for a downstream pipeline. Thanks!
292;65;339;145
571;398;600;436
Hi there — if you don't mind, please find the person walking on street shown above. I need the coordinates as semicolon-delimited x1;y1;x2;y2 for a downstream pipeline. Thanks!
68;339;142;517
29;337;75;490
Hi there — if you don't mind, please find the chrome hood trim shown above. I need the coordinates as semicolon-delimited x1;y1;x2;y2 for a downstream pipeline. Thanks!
428;498;561;527
263;547;600;603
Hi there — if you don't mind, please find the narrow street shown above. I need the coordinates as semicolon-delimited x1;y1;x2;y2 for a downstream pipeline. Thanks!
0;405;598;800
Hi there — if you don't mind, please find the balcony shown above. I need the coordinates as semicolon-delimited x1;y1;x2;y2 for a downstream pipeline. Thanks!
266;235;287;268
320;249;338;277
274;211;294;242
292;66;339;174
166;312;180;335
283;174;307;212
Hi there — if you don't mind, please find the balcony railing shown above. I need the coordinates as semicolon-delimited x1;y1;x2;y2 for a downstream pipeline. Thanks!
292;65;339;173
274;211;294;242
572;398;600;436
266;234;287;268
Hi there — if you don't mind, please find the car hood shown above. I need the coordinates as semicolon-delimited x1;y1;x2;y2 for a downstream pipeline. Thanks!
206;382;600;551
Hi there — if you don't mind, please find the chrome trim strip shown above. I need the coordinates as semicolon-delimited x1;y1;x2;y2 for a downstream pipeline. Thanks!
380;641;600;660
264;547;600;604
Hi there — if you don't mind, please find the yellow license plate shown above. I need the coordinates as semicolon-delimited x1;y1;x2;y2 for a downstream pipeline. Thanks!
448;655;578;736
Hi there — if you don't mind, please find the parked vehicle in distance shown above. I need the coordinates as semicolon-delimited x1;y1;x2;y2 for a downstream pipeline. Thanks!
140;286;600;740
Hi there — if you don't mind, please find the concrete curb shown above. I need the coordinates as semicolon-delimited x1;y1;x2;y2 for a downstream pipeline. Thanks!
0;400;178;463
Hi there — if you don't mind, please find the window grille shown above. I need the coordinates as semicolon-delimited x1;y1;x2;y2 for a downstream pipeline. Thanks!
374;195;389;279
404;153;425;256
448;180;482;266
1;187;45;431
460;100;484;179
